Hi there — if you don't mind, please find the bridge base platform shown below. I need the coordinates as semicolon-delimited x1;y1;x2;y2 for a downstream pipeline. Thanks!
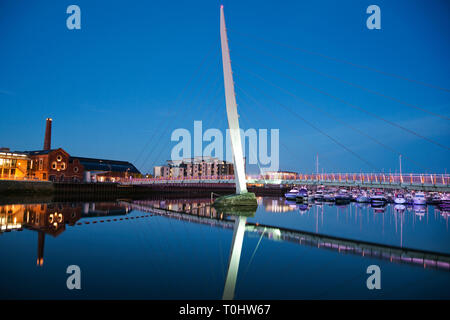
213;192;257;208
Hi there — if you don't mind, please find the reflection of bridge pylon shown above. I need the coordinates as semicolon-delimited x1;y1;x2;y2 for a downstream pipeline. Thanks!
222;216;247;300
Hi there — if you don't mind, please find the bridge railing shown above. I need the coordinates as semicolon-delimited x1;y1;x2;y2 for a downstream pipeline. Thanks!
122;173;449;187
126;175;236;185
252;173;450;187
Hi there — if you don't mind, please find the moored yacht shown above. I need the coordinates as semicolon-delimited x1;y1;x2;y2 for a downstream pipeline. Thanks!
438;194;450;211
284;187;299;200
428;193;442;205
295;188;309;202
335;189;352;203
413;192;426;205
356;191;370;203
371;190;387;204
394;193;406;204
323;191;336;202
314;189;325;201
405;193;413;204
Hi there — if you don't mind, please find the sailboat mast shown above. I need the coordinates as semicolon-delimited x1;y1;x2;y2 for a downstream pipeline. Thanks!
220;5;247;194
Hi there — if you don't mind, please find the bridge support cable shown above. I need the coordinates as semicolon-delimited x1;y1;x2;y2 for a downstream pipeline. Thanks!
228;29;450;93
137;51;216;171
141;62;222;171
140;55;222;173
158;83;224;164
145;76;223;173
231;71;380;171
232;42;450;121
236;85;339;173
238;109;270;184
234;58;450;151
242;228;266;278
134;47;216;167
235;67;430;172
237;83;378;172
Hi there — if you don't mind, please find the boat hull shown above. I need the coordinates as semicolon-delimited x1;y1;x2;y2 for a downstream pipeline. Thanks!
285;193;297;200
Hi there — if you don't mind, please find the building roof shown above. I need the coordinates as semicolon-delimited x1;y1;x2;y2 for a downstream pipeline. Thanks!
21;149;52;155
21;148;67;156
70;156;140;174
0;150;30;159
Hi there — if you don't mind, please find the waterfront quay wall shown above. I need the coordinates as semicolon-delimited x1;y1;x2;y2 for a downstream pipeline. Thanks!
0;180;54;195
0;180;287;199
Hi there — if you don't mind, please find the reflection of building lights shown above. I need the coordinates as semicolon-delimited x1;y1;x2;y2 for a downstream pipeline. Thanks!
48;212;63;228
1;223;22;230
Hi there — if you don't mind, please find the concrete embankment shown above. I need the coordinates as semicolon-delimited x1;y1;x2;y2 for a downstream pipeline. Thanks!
0;180;287;200
0;180;54;195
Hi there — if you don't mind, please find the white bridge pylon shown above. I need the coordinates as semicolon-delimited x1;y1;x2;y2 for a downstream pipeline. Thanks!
220;5;247;195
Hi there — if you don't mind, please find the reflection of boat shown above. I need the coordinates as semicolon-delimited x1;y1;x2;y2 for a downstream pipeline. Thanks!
284;187;299;200
284;200;297;209
413;205;426;217
394;204;406;212
413;192;426;205
394;193;406;204
373;206;386;213
298;203;309;213
440;210;450;219
356;202;370;209
295;188;309;202
371;201;386;209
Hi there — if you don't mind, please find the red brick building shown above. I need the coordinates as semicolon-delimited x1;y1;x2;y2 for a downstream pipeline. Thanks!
20;118;140;182
25;148;84;182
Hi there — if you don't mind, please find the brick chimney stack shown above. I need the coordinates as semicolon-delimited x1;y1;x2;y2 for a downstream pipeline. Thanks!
43;118;52;150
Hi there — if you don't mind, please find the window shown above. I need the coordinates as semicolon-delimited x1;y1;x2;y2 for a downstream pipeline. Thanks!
56;155;62;162
39;159;43;170
52;162;57;170
73;167;79;173
61;162;66;170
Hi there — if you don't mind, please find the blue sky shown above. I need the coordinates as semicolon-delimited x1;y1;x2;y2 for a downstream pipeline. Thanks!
0;0;449;174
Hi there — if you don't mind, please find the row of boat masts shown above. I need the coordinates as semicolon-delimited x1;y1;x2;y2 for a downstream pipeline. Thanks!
284;186;449;207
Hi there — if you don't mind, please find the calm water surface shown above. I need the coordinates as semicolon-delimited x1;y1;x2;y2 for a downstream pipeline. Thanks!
1;197;449;299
